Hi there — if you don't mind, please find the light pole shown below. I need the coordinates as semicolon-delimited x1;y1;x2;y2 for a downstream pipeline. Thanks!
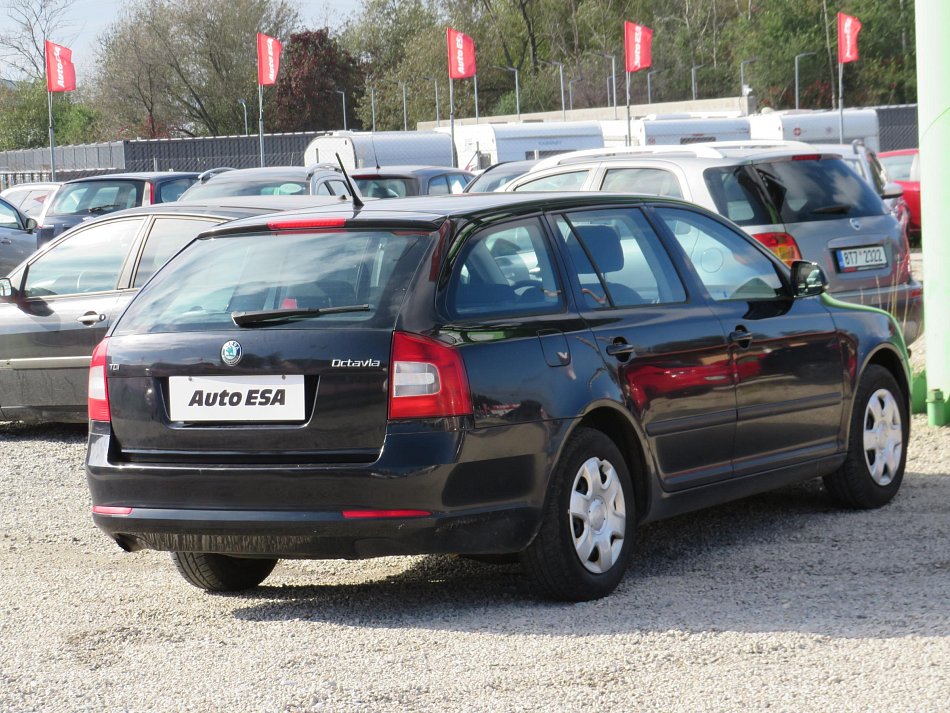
646;69;661;104
238;99;248;135
540;59;566;120
601;53;618;117
568;78;583;111
794;52;816;110
335;90;347;131
494;65;520;120
370;85;377;132
691;64;705;101
740;57;757;96
423;76;440;126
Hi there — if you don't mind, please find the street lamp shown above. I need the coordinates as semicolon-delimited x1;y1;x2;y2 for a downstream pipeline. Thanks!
601;53;618;117
370;85;377;132
691;64;705;101
238;99;248;135
646;69;662;105
568;77;583;111
422;76;440;126
494;65;520;120
795;52;816;110
335;90;347;131
740;57;757;96
540;59;566;120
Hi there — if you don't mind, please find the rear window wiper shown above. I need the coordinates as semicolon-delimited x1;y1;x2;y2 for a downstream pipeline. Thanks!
87;204;122;214
231;304;371;327
810;203;852;215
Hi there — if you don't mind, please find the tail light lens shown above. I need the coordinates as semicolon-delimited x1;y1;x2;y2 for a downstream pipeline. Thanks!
389;332;471;420
88;338;111;422
751;232;802;266
897;227;912;284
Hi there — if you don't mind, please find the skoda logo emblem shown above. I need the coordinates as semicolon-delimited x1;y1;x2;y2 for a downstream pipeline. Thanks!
850;218;861;231
221;340;243;366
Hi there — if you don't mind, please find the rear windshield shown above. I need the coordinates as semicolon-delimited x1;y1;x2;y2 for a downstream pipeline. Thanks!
180;179;308;200
47;180;143;217
114;230;430;334
354;177;414;199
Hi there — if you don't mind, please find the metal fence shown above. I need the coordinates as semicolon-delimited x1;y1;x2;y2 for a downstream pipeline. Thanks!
874;104;919;151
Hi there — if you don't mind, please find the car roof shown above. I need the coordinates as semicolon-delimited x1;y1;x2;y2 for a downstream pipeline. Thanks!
62;172;199;183
1;182;61;191
350;165;473;178
207;192;692;236
200;166;310;182
109;195;350;216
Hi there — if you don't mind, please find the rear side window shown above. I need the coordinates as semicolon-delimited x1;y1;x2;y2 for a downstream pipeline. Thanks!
445;219;563;319
158;178;196;202
115;230;428;334
182;180;307;200
879;153;914;181
133;217;221;287
48;180;143;217
703;166;777;226
512;171;588;192
600;168;684;198
753;158;885;223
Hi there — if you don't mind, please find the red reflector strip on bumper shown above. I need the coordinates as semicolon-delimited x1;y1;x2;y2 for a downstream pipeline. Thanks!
341;509;431;519
92;506;133;516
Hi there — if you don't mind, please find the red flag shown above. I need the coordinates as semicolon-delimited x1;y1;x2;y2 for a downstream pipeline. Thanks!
837;13;862;64
624;22;653;73
257;32;282;85
44;40;76;92
446;27;476;79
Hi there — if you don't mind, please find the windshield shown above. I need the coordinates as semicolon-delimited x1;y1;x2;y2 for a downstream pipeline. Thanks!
47;180;143;217
114;229;431;334
180;179;309;200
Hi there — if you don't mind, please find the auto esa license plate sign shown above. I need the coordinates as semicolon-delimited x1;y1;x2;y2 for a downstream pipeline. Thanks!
836;246;887;272
168;375;305;422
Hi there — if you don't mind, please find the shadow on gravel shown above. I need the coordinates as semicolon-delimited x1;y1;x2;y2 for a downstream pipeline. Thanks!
0;421;87;442
232;476;950;639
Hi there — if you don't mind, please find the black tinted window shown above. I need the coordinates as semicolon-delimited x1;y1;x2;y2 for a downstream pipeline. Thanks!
753;158;885;223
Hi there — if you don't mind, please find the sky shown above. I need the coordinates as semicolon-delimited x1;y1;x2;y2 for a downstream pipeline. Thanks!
3;0;364;81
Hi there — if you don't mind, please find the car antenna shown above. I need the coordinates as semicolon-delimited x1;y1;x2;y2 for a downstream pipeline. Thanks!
335;153;365;208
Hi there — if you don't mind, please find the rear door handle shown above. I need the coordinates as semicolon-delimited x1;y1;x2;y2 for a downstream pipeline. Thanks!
729;328;753;349
77;312;106;326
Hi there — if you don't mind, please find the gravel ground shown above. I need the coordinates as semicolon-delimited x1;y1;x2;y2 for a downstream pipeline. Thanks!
1;389;948;711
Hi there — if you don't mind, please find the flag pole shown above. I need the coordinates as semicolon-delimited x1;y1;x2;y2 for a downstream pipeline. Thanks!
625;72;631;147
47;89;57;181
474;73;479;123
258;83;265;167
838;61;844;143
449;78;456;167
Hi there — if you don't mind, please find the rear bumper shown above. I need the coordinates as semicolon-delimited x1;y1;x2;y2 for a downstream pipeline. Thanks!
831;279;924;345
86;419;560;559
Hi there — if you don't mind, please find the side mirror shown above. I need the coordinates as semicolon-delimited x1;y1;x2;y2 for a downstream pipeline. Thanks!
0;277;15;302
790;260;827;298
25;217;38;233
881;182;904;200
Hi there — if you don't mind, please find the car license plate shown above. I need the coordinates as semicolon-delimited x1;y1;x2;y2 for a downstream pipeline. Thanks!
168;375;305;422
836;246;887;272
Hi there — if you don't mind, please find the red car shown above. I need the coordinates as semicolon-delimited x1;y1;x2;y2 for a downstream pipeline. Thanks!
879;149;921;241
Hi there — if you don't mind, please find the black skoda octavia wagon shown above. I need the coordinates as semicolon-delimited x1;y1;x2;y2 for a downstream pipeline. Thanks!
85;193;910;601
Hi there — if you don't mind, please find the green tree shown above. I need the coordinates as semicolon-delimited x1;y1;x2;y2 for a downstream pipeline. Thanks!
0;79;102;150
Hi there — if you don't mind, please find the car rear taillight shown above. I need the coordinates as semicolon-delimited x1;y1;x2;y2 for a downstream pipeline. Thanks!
897;228;912;283
143;182;154;206
88;338;111;422
389;332;472;420
751;232;802;266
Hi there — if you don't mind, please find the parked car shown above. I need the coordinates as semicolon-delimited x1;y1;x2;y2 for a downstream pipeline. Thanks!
0;196;340;423
351;165;474;198
178;166;352;202
879;149;921;242
504;143;922;344
0;181;61;218
84;192;910;602
0;196;39;274
463;160;539;193
35;172;199;246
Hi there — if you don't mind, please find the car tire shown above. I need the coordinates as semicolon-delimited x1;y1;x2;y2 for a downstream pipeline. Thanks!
521;427;634;601
171;552;278;592
823;365;907;509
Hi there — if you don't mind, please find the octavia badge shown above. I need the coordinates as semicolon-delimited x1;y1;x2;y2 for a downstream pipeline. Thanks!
850;218;861;231
221;340;243;366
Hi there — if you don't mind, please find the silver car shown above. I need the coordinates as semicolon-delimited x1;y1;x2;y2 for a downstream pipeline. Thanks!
505;142;922;343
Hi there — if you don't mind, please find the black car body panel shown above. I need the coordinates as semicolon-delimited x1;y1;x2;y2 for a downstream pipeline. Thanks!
85;193;910;564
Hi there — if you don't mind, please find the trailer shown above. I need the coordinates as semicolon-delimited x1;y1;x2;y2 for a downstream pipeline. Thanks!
748;109;880;152
303;131;455;170
599;117;752;148
434;122;604;171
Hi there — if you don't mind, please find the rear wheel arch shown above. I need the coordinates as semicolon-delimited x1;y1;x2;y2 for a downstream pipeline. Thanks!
864;345;910;402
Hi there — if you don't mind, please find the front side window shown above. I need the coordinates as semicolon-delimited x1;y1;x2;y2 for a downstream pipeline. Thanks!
600;168;684;199
512;170;588;192
879;153;914;181
47;180;143;218
133;217;221;287
0;199;20;229
446;174;470;193
655;207;785;302
555;208;686;309
445;219;563;318
22;218;144;297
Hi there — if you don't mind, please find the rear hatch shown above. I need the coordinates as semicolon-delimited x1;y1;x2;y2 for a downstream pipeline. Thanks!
105;223;433;464
703;156;906;291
